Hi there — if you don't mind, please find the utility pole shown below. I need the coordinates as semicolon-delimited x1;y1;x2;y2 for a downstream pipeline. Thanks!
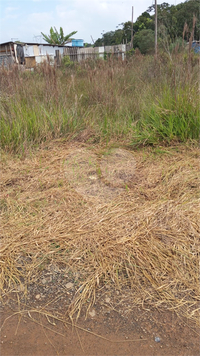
131;6;134;48
155;0;158;58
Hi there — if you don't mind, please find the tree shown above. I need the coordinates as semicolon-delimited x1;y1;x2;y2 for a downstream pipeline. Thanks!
122;21;132;43
133;29;155;54
147;1;200;41
175;0;199;40
94;30;124;47
41;27;77;45
93;1;200;50
133;11;154;33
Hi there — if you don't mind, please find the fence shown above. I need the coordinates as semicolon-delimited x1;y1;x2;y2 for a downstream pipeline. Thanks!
0;42;132;68
63;44;130;62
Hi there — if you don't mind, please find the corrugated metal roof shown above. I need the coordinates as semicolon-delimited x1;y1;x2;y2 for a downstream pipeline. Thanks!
0;41;72;48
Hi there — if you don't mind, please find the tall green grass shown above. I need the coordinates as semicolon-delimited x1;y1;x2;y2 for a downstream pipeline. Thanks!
0;52;199;152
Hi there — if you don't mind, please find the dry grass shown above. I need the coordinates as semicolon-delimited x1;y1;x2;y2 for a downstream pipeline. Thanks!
0;140;199;324
1;54;199;152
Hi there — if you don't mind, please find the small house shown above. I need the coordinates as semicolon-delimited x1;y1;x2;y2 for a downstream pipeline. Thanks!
0;41;71;68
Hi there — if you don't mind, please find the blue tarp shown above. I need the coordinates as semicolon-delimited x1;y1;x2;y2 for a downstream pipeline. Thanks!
192;41;200;54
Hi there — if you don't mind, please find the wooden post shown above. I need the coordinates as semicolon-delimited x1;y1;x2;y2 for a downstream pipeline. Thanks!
155;0;158;59
55;50;61;66
131;6;134;49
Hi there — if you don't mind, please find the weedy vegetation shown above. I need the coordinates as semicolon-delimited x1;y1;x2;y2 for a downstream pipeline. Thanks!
0;48;199;326
0;49;199;153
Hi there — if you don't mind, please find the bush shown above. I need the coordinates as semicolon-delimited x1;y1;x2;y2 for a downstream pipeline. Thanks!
62;55;74;68
133;29;155;54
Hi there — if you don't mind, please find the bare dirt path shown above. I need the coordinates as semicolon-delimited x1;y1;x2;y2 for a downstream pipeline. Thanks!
1;304;199;356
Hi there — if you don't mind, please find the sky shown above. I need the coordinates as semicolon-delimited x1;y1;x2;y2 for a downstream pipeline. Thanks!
0;0;183;44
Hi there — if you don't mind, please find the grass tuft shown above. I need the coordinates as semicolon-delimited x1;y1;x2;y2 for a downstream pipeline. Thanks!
0;53;199;153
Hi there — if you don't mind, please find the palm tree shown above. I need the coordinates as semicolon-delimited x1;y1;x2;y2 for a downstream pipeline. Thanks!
41;27;77;45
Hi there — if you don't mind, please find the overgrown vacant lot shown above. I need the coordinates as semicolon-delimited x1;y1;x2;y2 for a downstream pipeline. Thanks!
0;53;199;152
0;55;200;354
1;139;199;325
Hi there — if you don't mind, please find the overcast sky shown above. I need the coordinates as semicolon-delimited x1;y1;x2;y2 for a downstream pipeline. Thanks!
0;0;183;44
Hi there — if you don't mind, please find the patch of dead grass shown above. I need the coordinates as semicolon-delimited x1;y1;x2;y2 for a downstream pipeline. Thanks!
0;141;199;324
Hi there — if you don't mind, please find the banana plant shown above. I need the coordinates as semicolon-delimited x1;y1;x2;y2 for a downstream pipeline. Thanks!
41;27;77;45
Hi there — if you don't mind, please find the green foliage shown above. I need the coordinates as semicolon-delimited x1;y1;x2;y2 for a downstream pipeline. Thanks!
0;48;199;152
133;29;155;54
41;27;77;45
122;21;132;43
126;48;135;58
84;43;92;48
94;1;200;49
62;55;74;68
148;0;200;41
158;25;187;59
133;11;154;32
133;85;200;145
174;0;200;41
94;29;124;47
134;107;199;146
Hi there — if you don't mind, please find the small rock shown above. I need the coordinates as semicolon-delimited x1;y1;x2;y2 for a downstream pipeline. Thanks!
155;337;161;343
17;284;25;292
105;297;110;303
89;309;96;318
65;282;74;290
35;294;41;300
140;335;143;339
42;278;47;284
89;175;97;180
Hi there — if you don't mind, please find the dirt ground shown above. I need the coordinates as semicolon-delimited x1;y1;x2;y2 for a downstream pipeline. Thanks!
1;140;199;355
1;301;199;356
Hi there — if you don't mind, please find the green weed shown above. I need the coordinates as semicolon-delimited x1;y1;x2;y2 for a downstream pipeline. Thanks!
0;53;199;153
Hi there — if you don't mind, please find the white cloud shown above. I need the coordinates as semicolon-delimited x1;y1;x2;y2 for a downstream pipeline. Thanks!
4;6;19;18
55;0;134;42
0;0;183;44
23;12;55;40
27;11;54;23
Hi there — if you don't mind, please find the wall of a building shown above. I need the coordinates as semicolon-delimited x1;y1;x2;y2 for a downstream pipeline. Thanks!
0;43;14;66
0;42;129;68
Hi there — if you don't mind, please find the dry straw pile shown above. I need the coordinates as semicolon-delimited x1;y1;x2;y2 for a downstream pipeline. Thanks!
0;140;199;324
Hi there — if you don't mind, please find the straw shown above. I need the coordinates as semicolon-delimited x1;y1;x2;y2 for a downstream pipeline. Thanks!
1;141;199;325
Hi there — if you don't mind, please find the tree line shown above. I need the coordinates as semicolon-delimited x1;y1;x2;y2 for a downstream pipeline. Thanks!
41;1;199;54
93;0;199;54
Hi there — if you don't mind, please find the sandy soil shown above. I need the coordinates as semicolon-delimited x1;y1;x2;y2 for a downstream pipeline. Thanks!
1;302;199;356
